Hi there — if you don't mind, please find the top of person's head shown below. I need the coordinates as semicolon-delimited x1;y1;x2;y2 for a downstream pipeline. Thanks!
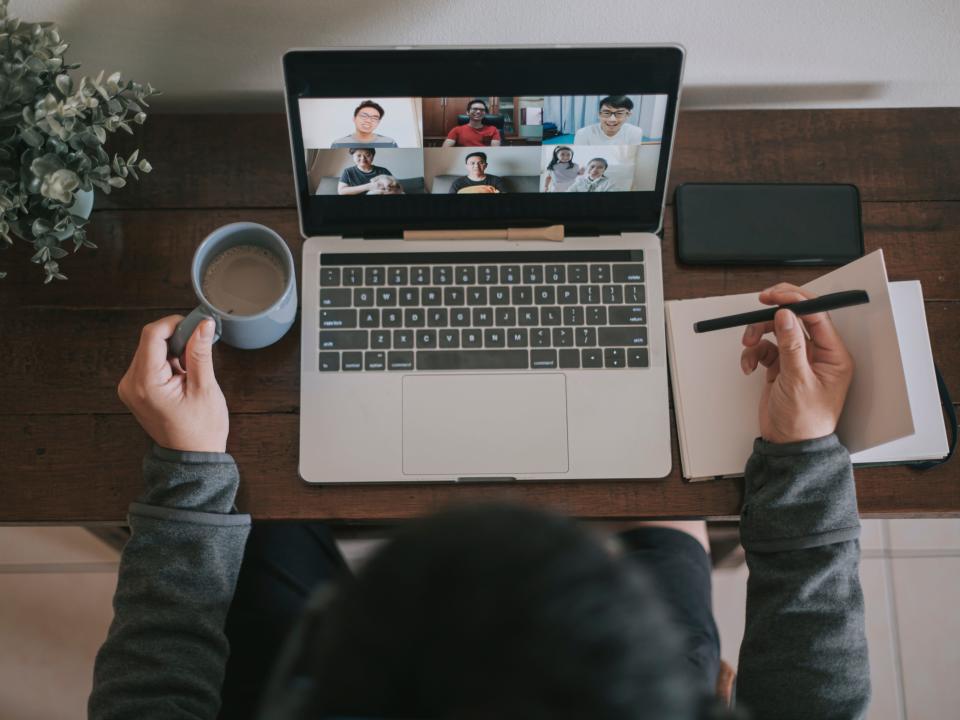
549;145;575;169
348;147;375;158
354;100;385;118
589;157;609;169
275;503;697;720
465;151;487;164
599;95;634;111
467;98;489;112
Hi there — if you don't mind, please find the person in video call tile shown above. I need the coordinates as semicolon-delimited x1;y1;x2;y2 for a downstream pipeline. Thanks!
543;145;583;193
449;152;506;194
568;158;614;192
337;148;393;195
330;100;398;149
574;95;644;146
442;99;503;147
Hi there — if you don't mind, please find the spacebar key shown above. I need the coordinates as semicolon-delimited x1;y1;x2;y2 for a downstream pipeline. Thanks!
417;350;529;370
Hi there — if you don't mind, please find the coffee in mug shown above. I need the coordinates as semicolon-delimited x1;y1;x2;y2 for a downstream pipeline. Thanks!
201;244;287;316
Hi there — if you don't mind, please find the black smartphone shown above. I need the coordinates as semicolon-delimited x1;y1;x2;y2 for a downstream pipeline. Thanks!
674;183;864;265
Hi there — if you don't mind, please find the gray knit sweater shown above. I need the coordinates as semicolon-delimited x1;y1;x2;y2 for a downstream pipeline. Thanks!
88;435;869;719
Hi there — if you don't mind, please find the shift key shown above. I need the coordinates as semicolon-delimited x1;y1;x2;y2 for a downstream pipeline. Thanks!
319;330;368;350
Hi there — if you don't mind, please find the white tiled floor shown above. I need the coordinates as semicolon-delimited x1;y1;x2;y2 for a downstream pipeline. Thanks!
2;520;959;718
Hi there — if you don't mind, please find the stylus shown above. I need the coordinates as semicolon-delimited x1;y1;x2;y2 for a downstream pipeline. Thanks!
693;290;870;333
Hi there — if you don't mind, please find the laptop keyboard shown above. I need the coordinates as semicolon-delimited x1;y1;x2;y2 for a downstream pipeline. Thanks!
317;251;648;372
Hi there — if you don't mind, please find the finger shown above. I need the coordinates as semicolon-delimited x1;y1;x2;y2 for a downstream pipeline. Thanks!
758;284;846;355
773;309;811;380
184;319;218;391
134;315;186;374
740;339;779;374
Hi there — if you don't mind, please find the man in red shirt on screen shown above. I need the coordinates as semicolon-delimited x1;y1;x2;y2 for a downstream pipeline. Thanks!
442;98;503;147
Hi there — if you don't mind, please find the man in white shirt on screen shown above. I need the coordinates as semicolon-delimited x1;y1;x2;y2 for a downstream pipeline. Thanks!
574;95;644;146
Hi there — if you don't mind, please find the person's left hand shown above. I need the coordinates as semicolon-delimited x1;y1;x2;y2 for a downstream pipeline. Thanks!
117;315;229;453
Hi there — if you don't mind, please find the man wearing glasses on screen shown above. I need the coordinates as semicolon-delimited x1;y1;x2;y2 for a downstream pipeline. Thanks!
330;100;398;148
574;95;644;146
442;99;503;147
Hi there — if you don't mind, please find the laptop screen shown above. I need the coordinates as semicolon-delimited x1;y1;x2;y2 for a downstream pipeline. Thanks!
284;48;684;237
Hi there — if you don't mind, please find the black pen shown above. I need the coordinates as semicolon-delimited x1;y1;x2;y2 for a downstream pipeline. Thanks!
693;290;870;333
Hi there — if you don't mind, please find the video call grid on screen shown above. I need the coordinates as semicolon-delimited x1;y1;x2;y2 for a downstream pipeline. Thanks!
299;95;669;197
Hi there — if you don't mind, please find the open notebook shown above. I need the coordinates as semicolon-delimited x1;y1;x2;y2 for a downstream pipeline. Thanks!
665;250;948;480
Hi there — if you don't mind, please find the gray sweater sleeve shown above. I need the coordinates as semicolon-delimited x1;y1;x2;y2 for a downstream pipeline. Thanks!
88;445;251;720
736;434;870;720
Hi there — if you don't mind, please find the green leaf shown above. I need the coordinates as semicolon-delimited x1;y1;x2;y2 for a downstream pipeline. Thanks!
92;124;105;144
49;245;68;259
127;148;139;165
20;126;42;147
107;176;126;188
137;158;152;173
55;73;72;96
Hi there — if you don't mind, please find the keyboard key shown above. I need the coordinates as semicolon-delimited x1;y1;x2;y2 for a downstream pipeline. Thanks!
586;306;607;325
609;305;647;325
439;330;460;348
462;330;483;349
512;286;533;305
627;348;649;367
535;286;556;305
456;266;476;284
557;286;578;304
354;288;374;307
563;306;584;326
393;330;414;349
342;352;363;371
365;351;386;370
467;287;488;305
318;352;339;371
320;330;367;350
473;307;494;326
507;328;528;347
320;309;357;329
489;287;510;305
552;327;573;347
404;308;425;327
359;309;379;328
382;309;403;327
320;268;340;286
320;289;351;307
388;351;414;370
523;265;544;283
531;349;558;369
388;267;408;285
422;287;442;306
399;288;419;306
377;288;397;306
371;331;391;350
625;284;646;304
495;307;517;326
603;285;624;304
416;330;437;349
443;287;465;306
613;264;644;283
568;264;588;283
518;308;539;326
484;328;505;347
531;328;551;347
541;307;562;325
365;267;385;286
432;266;453;285
428;308;448;327
411;266;430;285
576;327;597;347
500;265;521;284
599;327;647;347
450;308;470;327
544;265;565;283
590;264;611;283
417;350;529;371
604;348;626;368
582;348;603;367
342;268;363;286
579;285;600;304
478;266;498;284
559;349;580;368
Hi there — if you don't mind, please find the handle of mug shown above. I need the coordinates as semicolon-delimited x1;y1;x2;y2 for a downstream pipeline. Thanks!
168;307;222;360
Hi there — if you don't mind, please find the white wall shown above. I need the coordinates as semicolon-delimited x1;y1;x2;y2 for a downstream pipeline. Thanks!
19;0;960;111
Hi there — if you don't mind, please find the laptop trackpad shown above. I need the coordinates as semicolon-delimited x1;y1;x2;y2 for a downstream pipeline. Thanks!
402;373;569;476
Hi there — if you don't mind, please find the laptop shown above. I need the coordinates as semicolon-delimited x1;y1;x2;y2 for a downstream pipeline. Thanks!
283;45;685;483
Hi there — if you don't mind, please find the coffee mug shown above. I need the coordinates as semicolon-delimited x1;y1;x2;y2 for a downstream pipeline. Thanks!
168;222;298;359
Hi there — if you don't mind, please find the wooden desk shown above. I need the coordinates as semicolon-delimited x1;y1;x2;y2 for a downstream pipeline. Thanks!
1;109;957;524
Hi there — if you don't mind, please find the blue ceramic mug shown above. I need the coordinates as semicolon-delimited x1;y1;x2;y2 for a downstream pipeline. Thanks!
168;222;298;359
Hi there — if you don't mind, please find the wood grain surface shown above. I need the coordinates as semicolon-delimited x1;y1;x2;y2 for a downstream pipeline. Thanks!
1;108;957;523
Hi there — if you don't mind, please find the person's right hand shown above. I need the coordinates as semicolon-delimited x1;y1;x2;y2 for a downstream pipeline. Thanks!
740;283;855;444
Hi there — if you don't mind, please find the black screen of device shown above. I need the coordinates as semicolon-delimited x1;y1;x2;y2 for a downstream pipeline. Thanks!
284;47;683;237
675;183;864;265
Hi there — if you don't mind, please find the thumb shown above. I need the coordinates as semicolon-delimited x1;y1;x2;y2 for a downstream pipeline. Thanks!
185;319;217;390
774;309;810;381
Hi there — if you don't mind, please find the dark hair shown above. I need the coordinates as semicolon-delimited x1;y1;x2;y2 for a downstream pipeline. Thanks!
467;98;489;113
547;145;576;171
295;504;694;719
465;151;487;164
598;95;634;112
353;100;385;119
347;147;375;158
588;157;609;169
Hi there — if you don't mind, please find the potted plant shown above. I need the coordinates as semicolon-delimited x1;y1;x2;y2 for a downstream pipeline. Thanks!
0;0;159;282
